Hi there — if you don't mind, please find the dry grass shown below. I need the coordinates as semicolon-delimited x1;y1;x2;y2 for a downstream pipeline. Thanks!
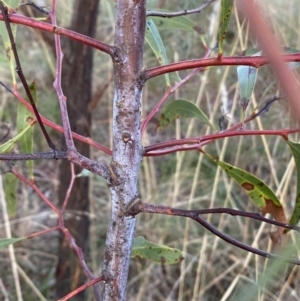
1;0;300;300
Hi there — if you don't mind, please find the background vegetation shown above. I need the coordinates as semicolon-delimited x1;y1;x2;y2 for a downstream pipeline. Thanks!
1;0;300;300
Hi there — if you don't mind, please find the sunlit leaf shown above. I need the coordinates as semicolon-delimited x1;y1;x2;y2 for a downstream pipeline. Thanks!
4;172;18;217
218;0;234;57
17;81;36;181
131;236;183;265
0;237;25;250
145;19;171;86
286;140;300;227
158;99;216;130
0;0;20;86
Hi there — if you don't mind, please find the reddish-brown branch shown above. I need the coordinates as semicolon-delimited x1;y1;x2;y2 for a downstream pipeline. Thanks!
144;128;299;155
13;167;101;300
13;91;112;155
49;2;75;151
57;275;105;301
141;49;211;134
144;54;300;80
0;11;113;55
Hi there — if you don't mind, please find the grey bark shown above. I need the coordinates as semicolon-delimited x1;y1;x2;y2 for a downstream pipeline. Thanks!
102;0;146;300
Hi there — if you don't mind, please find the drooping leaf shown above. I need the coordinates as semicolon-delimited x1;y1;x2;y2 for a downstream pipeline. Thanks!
0;237;25;250
0;123;34;154
0;0;20;86
158;99;216;130
202;150;286;244
17;81;36;181
145;19;171;86
237;50;261;124
218;0;234;57
286;140;300;227
131;236;183;265
4;172;18;217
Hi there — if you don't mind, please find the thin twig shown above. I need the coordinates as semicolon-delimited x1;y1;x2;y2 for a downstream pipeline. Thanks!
49;1;75;150
252;95;283;118
62;163;75;211
22;1;49;15
144;128;300;155
128;201;300;265
144;54;300;80
13;166;102;300
147;0;216;17
0;150;67;161
13;90;112;155
0;2;57;151
0;12;113;55
57;275;105;301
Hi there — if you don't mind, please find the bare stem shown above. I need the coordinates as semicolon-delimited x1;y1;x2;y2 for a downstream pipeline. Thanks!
49;1;75;150
128;201;300;265
147;0;216;17
0;11;113;55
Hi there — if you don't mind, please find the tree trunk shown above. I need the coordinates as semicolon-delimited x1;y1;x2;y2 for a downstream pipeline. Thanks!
102;1;146;300
55;0;100;299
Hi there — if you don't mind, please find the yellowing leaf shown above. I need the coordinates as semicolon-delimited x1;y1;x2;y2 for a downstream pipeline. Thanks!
203;151;287;245
131;236;183;265
203;151;285;220
158;99;216;130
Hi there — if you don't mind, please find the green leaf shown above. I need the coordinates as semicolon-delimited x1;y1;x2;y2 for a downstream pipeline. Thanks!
145;19;171;86
131;236;183;265
237;51;260;123
202;151;282;213
218;0;234;57
0;237;25;250
0;0;20;86
158;99;216;130
17;81;36;181
286;140;300;226
76;169;93;178
4;172;18;217
0;123;33;154
151;15;199;32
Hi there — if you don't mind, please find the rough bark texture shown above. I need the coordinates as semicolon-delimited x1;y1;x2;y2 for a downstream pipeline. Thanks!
55;0;100;299
102;0;146;300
